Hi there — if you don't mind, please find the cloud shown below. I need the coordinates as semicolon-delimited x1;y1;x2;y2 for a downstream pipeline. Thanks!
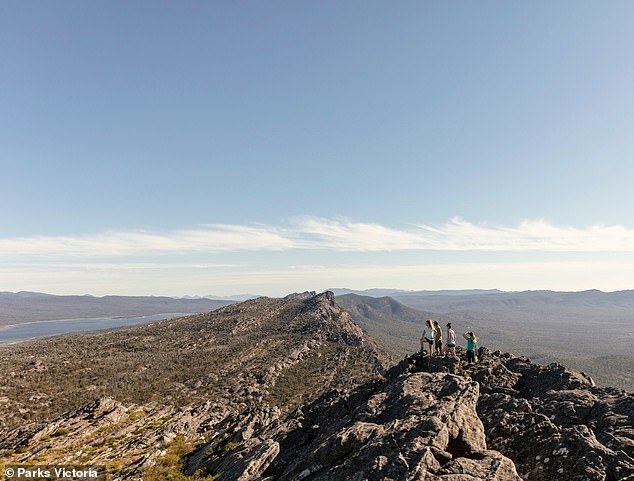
297;217;634;252
420;218;634;252
0;225;298;258
297;217;426;250
1;217;634;259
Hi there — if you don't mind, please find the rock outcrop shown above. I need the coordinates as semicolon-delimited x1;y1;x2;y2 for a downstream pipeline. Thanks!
180;348;633;480
471;349;634;480
191;369;521;480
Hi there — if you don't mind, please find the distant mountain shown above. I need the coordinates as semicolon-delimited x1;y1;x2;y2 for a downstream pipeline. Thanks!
180;294;261;302
336;291;634;391
330;288;414;296
391;288;634;322
335;293;451;358
330;287;503;297
0;291;236;326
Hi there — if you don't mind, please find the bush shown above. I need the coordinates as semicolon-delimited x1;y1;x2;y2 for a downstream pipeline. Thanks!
143;435;216;481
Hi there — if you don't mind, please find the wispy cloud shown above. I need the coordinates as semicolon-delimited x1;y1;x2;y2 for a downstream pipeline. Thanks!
1;217;634;259
0;225;298;258
413;218;634;252
297;217;634;252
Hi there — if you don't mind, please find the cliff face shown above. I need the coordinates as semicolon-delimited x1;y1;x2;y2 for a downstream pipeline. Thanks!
1;293;633;480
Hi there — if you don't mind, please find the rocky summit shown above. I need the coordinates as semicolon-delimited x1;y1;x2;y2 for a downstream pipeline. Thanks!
0;292;633;480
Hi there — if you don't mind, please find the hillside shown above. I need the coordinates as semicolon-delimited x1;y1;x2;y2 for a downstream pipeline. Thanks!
391;289;634;323
335;293;450;358
0;292;390;479
338;292;634;392
392;289;634;392
0;291;236;326
0;292;632;480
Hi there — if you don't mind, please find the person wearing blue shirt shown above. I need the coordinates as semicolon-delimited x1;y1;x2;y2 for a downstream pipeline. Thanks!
463;331;478;363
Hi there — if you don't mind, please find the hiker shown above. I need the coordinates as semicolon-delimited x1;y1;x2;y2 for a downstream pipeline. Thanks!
433;320;443;356
463;331;478;363
444;322;457;358
420;319;436;355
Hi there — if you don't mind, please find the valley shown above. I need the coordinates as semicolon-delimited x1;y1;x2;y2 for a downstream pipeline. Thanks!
336;290;634;392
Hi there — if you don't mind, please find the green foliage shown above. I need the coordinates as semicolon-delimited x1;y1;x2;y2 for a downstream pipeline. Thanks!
203;439;242;461
219;441;241;453
455;361;471;380
125;409;146;422
143;435;217;481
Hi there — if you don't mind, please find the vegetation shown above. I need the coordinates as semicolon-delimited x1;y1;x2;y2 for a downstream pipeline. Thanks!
0;293;391;479
143;435;217;481
0;294;387;437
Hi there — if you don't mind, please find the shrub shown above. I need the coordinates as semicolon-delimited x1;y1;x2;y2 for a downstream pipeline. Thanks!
143;435;216;481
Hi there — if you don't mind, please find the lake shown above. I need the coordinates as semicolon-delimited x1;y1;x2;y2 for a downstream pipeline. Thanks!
0;313;187;343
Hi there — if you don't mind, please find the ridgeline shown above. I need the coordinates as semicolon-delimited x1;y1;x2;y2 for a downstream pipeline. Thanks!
0;292;632;480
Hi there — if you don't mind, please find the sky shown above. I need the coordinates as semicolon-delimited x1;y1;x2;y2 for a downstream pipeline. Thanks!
2;1;634;297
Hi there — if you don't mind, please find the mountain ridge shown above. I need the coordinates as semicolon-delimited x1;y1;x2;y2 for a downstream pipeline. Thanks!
0;291;389;434
329;287;505;297
0;292;632;480
0;291;237;326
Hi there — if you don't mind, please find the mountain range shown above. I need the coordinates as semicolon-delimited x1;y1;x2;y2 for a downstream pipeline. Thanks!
3;287;633;390
0;291;236;326
3;288;633;391
336;292;634;392
330;288;504;297
0;292;632;480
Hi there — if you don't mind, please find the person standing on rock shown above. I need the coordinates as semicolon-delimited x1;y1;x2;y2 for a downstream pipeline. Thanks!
463;331;478;363
420;319;436;355
444;322;457;358
433;320;443;356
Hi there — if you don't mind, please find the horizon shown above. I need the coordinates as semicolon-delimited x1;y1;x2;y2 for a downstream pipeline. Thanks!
2;286;632;300
3;3;634;296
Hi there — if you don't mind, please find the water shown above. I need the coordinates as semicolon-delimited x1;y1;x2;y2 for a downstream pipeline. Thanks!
0;313;186;343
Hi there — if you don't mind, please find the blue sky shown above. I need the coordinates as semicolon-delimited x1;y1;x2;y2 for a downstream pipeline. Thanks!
2;2;634;296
